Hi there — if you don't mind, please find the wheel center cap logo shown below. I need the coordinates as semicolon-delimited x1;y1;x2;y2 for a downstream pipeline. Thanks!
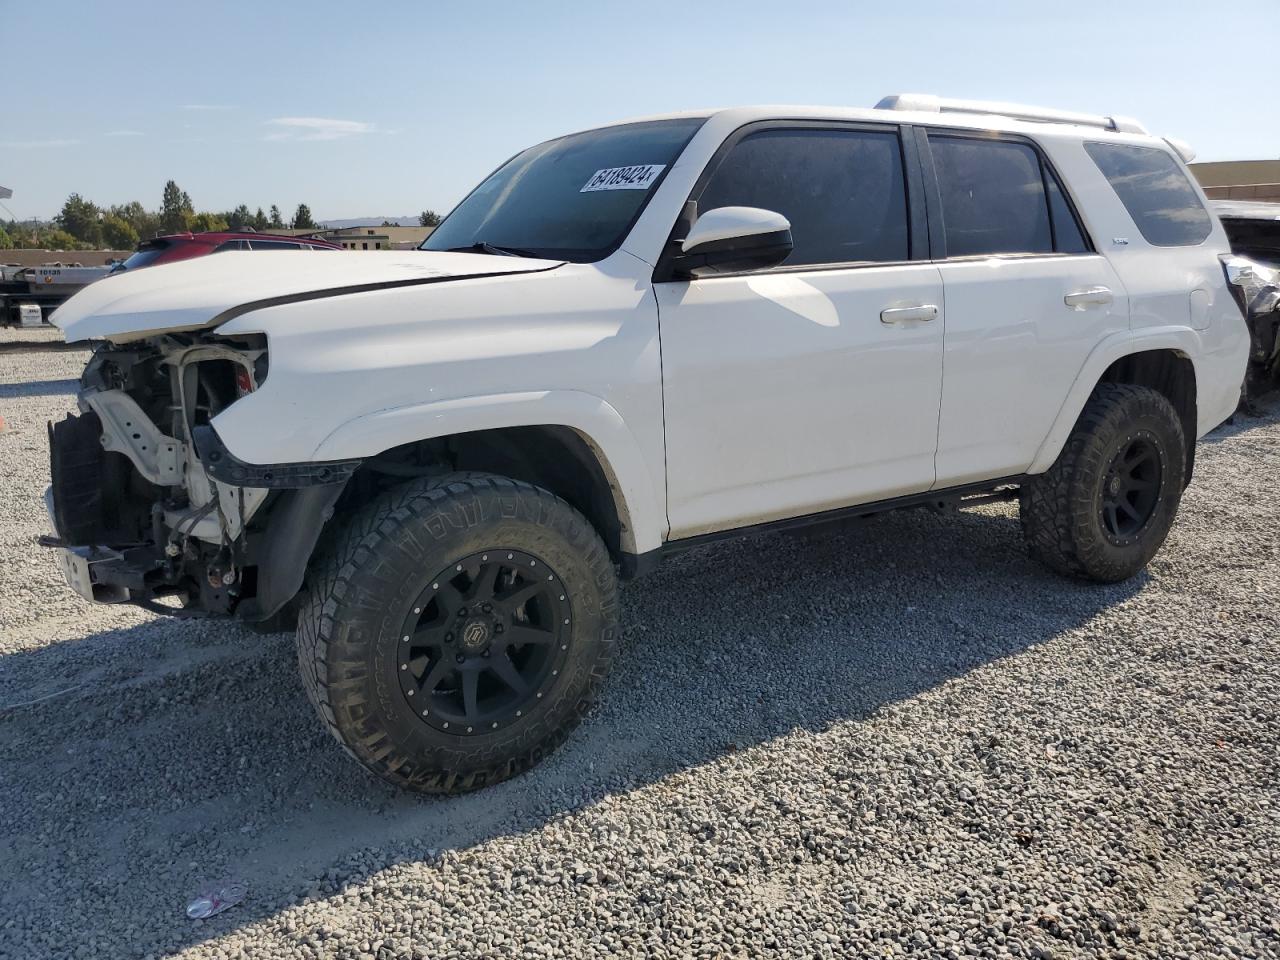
462;619;490;650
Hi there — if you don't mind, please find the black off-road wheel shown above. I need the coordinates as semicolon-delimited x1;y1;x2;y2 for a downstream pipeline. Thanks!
296;473;619;794
1020;383;1186;583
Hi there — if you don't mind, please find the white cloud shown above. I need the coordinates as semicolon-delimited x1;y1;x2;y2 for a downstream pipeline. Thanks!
264;117;375;142
105;130;144;137
1;138;80;148
182;104;234;111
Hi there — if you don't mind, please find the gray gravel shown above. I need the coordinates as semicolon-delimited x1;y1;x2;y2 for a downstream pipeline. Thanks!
2;342;1278;960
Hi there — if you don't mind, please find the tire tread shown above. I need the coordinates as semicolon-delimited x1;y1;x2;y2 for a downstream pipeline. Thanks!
296;472;618;794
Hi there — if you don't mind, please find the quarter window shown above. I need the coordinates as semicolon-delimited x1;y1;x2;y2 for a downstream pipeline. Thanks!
1084;141;1211;247
696;127;910;267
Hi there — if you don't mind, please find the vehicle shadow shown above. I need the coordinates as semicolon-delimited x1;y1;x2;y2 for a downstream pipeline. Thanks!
1200;391;1280;444
0;377;79;398
0;504;1146;956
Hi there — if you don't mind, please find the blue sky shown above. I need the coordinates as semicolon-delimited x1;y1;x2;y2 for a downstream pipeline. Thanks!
3;0;1276;222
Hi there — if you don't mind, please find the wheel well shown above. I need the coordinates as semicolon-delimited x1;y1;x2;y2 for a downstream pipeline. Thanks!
1098;349;1197;483
340;425;630;561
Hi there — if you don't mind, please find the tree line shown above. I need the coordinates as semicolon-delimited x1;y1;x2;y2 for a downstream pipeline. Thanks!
0;180;318;251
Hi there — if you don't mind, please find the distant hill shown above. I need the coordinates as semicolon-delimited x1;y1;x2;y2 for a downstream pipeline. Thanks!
319;217;421;228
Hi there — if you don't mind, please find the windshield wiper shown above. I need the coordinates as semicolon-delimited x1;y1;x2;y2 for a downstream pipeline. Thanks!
445;241;539;258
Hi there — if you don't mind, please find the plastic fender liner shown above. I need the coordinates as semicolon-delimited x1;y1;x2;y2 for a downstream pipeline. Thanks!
192;424;362;488
237;484;346;622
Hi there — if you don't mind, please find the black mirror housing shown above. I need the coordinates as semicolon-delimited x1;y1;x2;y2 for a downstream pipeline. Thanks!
673;227;794;277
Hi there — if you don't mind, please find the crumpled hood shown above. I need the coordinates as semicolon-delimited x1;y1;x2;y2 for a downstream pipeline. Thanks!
52;250;564;342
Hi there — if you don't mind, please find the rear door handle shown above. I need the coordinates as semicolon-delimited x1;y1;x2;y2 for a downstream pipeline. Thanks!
1064;286;1114;308
880;304;938;324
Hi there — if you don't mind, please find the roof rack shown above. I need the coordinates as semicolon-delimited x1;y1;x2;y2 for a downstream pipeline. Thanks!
875;94;1148;136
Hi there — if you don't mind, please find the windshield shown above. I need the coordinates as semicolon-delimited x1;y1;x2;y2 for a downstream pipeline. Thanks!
114;241;170;272
423;118;705;262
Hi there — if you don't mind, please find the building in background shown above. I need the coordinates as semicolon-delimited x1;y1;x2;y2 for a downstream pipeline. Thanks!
1190;160;1280;202
278;225;435;250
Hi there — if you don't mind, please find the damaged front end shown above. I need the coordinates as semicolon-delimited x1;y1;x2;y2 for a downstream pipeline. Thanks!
44;332;352;620
1223;255;1280;400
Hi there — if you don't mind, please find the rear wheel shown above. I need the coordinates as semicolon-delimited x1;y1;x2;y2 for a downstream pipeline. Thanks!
297;473;619;793
1020;383;1186;583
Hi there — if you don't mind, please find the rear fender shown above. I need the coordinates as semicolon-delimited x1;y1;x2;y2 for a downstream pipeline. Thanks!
1028;327;1201;474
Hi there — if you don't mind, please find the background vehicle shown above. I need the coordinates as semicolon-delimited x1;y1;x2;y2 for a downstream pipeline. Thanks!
1215;200;1280;268
1;261;117;326
45;95;1252;794
2;233;340;325
112;231;340;272
1213;200;1280;396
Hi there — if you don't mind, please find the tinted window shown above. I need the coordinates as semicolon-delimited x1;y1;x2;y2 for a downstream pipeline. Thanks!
249;240;305;250
1218;217;1280;267
117;241;170;270
1084;142;1211;246
931;136;1052;257
424;118;705;262
1045;172;1089;254
696;127;908;267
213;240;245;252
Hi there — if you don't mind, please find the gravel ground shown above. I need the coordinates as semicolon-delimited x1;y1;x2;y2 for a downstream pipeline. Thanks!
1;324;65;343
1;343;1278;960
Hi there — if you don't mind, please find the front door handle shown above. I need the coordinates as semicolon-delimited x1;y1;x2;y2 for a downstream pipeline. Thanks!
1064;286;1114;308
880;304;938;324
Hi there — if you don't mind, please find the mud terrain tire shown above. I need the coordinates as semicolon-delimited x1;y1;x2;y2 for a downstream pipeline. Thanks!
297;472;619;794
1020;383;1186;583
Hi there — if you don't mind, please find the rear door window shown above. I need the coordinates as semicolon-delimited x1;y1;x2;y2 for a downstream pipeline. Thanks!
1045;173;1089;254
249;239;305;250
1084;141;1211;246
929;136;1054;257
695;126;910;267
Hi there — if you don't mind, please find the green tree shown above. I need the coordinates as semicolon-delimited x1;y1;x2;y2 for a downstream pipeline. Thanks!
419;209;441;227
0;226;12;250
58;194;103;246
110;201;159;240
227;204;253;231
252;207;269;231
190;212;229;233
101;214;139;250
268;205;284;229
292;203;316;229
41;228;81;250
160;180;191;233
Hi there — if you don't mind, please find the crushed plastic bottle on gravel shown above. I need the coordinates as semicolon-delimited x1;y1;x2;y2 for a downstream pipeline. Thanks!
186;882;247;920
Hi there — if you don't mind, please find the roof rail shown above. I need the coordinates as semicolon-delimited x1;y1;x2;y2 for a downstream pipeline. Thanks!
875;94;1148;136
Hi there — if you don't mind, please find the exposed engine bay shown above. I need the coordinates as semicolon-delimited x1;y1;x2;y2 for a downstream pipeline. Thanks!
45;331;343;620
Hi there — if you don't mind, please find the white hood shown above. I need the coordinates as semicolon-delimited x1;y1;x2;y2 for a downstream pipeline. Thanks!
52;250;563;342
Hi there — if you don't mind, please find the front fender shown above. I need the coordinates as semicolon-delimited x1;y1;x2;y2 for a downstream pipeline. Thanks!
1027;326;1202;475
311;389;666;554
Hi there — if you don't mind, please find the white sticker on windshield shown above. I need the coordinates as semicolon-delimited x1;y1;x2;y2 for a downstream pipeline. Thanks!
580;164;666;192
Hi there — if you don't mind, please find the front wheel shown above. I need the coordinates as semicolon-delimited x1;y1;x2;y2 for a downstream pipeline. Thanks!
296;473;619;794
1020;383;1186;583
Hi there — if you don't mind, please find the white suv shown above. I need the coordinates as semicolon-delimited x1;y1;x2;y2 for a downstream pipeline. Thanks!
48;95;1251;792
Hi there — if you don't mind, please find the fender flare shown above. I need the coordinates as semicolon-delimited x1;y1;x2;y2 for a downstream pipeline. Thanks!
1027;326;1201;475
311;389;666;554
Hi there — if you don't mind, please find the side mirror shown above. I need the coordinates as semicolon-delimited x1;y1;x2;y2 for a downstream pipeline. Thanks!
672;206;793;277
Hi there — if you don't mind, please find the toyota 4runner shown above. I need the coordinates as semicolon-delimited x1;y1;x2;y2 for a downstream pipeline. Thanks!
46;95;1252;793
